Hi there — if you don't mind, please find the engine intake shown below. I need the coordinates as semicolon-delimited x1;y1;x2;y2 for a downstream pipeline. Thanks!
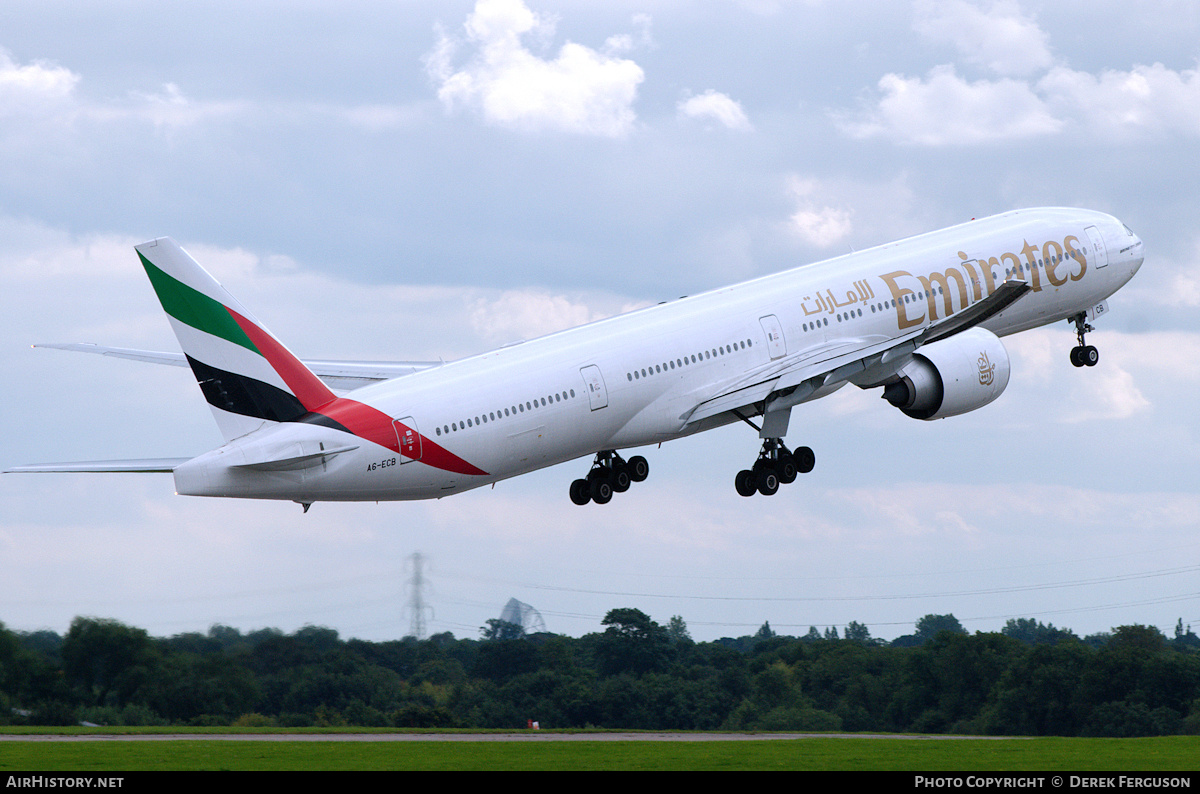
883;327;1011;420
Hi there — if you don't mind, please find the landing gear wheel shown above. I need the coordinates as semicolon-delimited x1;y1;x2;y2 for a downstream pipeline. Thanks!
777;454;798;484
735;469;757;497
1070;344;1099;368
627;456;649;482
612;466;632;493
794;446;815;473
590;477;613;504
756;469;780;496
569;479;591;506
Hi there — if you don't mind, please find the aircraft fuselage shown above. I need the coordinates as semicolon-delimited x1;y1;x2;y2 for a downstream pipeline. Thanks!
169;207;1143;503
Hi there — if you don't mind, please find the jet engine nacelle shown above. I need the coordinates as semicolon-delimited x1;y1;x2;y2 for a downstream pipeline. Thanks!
882;327;1011;420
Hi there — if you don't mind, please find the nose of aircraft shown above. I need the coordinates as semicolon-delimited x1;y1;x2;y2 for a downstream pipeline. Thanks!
1128;229;1144;277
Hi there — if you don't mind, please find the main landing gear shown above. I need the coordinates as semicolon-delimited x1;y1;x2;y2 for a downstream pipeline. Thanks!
1069;312;1099;368
735;439;814;497
570;450;649;505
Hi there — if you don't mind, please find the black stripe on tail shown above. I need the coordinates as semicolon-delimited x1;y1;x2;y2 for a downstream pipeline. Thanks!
186;355;307;423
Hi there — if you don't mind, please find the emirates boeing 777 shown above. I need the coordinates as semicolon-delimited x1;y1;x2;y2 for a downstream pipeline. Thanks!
8;207;1143;509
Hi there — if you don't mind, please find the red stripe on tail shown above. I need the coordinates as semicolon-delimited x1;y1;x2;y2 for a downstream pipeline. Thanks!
315;399;488;476
226;308;337;411
226;307;486;477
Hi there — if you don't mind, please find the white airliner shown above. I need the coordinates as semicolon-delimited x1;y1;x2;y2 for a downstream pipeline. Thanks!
8;207;1143;509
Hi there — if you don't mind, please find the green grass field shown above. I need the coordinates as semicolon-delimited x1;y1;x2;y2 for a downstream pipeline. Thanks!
1;732;1197;771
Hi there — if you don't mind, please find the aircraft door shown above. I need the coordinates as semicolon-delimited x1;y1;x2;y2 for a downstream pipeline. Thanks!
760;315;787;359
580;365;608;411
392;417;423;463
1084;226;1109;268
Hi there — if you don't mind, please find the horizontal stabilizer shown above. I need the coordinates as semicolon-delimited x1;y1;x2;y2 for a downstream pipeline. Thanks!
5;458;188;473
232;445;359;472
34;343;189;368
34;343;441;392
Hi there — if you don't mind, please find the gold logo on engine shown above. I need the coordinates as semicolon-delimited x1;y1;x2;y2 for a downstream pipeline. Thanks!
978;351;996;386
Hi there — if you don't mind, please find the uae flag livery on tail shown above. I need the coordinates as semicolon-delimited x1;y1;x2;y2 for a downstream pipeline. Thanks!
136;238;337;441
134;238;486;476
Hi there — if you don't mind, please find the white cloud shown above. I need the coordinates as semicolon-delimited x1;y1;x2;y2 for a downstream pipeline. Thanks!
913;0;1053;77
786;177;853;246
0;47;78;114
1006;328;1152;423
1165;253;1200;307
791;207;853;247
335;103;427;132
1107;331;1200;385
837;64;1061;145
0;214;651;370
425;0;645;137
841;60;1200;144
678;90;753;131
0;46;243;140
1038;63;1200;138
1168;274;1200;307
120;82;245;130
0;42;411;141
841;2;1200;146
469;290;606;345
1071;365;1150;423
604;13;654;55
0;219;140;281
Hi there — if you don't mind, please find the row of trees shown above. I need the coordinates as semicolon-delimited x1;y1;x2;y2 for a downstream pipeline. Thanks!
2;611;1199;735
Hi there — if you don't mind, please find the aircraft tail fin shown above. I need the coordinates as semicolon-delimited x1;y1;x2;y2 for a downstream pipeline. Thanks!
134;237;337;442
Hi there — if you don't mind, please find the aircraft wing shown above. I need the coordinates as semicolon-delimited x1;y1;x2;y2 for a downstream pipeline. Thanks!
681;331;922;425
681;279;1032;425
915;279;1031;345
33;343;441;391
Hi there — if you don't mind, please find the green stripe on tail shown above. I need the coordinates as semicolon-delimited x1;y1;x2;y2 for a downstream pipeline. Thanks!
138;252;259;355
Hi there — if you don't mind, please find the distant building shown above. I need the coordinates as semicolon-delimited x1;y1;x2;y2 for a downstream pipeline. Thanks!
500;598;547;634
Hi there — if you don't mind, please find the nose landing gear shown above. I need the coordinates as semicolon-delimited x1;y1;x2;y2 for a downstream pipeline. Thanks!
1069;312;1099;368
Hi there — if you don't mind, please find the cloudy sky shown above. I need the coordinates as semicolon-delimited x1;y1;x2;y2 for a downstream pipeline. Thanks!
2;0;1199;644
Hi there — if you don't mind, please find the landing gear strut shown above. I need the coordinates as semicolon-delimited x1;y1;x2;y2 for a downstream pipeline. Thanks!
570;450;649;505
735;439;814;497
1069;312;1098;368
